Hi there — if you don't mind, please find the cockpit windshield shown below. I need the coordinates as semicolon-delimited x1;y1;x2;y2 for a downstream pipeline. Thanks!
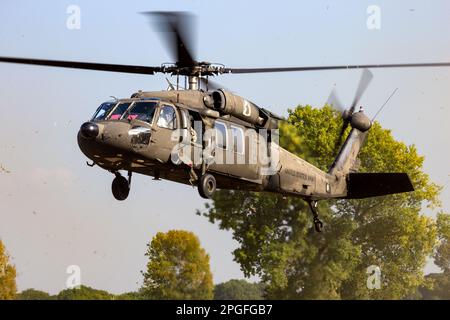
91;102;116;121
109;102;131;120
124;101;157;123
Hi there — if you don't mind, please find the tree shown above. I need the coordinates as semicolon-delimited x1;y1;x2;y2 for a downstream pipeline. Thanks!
16;288;52;300
56;285;113;300
115;291;143;300
419;212;450;299
0;239;17;300
434;213;450;272
141;230;213;300
419;273;450;300
198;105;440;299
214;280;264;300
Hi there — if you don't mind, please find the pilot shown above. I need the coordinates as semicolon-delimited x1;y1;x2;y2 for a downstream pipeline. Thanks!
157;107;175;129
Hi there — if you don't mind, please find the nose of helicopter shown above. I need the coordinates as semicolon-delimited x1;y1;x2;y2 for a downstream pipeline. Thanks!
79;122;99;139
77;121;136;167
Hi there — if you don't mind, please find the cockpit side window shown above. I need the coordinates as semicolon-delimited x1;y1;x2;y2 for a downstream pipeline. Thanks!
157;105;177;130
125;101;157;123
91;102;116;121
109;102;131;120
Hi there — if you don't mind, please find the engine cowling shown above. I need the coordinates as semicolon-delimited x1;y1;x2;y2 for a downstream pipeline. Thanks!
203;89;266;126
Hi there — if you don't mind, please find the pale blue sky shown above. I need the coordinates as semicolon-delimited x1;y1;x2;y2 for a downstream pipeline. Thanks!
0;0;449;294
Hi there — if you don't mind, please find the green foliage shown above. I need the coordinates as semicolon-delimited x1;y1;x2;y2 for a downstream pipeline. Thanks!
214;280;265;300
115;291;143;300
16;288;52;300
141;230;214;300
56;285;113;300
0;240;17;300
198;105;441;299
15;288;144;300
419;272;450;300
434;212;450;272
283;105;343;169
419;212;450;299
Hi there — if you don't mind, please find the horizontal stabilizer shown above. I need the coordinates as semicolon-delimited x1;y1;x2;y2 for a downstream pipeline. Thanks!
346;173;414;199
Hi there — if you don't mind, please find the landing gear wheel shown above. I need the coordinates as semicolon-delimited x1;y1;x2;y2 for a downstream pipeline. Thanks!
112;175;130;201
198;174;216;199
308;200;324;233
314;218;323;233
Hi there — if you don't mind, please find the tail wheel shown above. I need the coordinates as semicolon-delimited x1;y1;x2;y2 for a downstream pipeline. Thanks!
112;176;130;201
314;218;323;233
198;174;216;199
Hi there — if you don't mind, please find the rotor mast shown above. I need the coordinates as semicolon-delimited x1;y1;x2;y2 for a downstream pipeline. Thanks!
188;75;198;90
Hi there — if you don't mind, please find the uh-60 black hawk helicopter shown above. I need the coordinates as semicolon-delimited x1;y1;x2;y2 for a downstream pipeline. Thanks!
1;12;449;232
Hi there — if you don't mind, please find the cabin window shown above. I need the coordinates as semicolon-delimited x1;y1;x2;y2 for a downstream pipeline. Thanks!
231;125;245;154
109;102;131;120
215;121;228;149
125;101;157;123
157;105;177;129
91;102;116;121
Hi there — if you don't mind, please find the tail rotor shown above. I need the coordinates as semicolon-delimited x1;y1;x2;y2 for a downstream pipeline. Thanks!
327;69;373;154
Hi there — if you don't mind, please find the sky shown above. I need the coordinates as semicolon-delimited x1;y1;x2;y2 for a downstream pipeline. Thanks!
0;0;449;295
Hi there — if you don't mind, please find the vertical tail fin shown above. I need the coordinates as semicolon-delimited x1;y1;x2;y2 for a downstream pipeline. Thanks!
327;112;415;199
328;128;368;176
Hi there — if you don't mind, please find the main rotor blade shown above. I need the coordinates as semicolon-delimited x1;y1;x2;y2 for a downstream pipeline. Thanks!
0;57;161;74
350;68;373;111
224;62;450;74
145;11;197;67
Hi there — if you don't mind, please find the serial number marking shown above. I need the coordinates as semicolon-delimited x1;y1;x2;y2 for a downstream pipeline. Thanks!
220;304;272;315
285;168;315;182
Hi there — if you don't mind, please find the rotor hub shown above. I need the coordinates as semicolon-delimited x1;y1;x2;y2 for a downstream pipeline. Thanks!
161;62;225;77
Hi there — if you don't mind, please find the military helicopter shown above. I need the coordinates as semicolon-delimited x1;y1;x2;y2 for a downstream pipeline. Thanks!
1;12;449;232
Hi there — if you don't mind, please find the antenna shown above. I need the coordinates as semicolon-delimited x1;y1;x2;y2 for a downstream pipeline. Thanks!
166;78;175;91
371;88;398;121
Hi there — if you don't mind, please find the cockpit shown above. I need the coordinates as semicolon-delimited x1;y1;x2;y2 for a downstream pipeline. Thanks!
124;101;157;122
109;102;131;120
91;100;158;123
91;102;116;120
80;98;180;168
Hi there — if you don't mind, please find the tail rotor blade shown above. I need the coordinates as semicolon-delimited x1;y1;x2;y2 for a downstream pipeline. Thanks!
334;117;351;154
350;68;373;111
331;69;373;156
327;88;345;112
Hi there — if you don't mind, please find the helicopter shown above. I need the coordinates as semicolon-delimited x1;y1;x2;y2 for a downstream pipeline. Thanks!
1;12;449;232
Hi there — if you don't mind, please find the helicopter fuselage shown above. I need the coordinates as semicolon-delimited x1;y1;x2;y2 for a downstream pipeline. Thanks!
77;89;347;201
